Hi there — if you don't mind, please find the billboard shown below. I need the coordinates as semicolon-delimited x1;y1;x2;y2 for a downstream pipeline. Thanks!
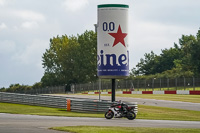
97;4;129;79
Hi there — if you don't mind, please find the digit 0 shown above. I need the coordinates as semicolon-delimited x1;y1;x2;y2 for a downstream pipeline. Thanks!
109;22;115;31
103;22;108;31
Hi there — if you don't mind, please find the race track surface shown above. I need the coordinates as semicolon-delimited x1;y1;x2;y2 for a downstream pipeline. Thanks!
1;113;200;133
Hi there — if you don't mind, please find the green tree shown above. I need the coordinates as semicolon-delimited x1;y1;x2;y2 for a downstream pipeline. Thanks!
135;51;157;75
157;47;183;72
5;84;31;93
76;31;97;83
190;29;200;75
32;82;42;89
131;28;200;78
41;30;97;86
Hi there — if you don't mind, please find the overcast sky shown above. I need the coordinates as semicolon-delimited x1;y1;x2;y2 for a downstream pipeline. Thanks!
0;0;200;88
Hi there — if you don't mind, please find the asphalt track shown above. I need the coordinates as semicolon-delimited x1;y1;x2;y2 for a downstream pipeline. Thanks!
1;95;200;133
55;94;200;111
1;113;200;133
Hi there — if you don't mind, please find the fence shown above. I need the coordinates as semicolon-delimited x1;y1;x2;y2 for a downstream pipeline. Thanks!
2;77;199;94
0;92;138;114
72;77;200;93
1;86;66;95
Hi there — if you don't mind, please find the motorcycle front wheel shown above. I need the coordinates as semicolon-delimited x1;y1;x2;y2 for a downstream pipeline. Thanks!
105;110;114;119
127;111;136;120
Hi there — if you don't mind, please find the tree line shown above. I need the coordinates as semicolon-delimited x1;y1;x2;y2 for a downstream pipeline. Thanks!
130;29;200;80
41;30;97;86
1;29;200;92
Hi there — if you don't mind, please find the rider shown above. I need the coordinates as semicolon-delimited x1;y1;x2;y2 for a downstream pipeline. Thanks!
117;100;127;113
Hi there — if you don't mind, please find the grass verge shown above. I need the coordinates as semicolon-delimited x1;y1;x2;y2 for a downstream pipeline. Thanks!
78;94;200;103
50;126;200;133
1;102;200;121
116;94;200;103
138;104;200;121
0;102;103;118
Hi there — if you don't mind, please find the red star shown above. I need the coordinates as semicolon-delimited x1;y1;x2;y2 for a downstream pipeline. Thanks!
108;25;127;47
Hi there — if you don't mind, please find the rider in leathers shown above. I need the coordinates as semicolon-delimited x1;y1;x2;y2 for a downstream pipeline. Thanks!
117;100;127;114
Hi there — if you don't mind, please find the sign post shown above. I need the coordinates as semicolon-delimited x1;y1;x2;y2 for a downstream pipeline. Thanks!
97;4;129;102
111;79;116;102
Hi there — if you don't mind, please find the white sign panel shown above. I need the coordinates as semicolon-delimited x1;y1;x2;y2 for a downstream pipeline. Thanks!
97;4;129;79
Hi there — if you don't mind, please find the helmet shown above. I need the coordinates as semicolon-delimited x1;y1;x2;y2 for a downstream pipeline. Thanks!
117;100;122;104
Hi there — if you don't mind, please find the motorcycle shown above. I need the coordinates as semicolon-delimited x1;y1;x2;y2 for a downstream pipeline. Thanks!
105;102;136;120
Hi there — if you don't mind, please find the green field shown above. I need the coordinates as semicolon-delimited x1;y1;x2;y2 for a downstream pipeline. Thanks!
79;94;200;103
50;126;200;133
0;102;103;117
138;104;200;121
116;94;200;103
1;102;200;121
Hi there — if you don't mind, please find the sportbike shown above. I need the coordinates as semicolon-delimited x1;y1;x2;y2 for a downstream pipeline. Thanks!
105;102;136;120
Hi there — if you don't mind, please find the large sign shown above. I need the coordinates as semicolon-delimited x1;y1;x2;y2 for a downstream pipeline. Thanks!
97;4;129;79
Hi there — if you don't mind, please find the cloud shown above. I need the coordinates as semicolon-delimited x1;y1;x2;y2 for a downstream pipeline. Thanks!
0;8;45;31
132;19;195;50
0;22;7;29
13;10;45;22
128;13;197;68
0;40;16;54
63;0;89;12
21;21;38;29
132;0;200;27
0;0;5;6
12;39;48;66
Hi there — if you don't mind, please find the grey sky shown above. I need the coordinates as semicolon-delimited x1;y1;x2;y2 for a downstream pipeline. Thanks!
0;0;200;88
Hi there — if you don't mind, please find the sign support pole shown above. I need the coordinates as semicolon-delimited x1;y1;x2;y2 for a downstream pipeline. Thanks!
111;79;115;102
99;78;101;101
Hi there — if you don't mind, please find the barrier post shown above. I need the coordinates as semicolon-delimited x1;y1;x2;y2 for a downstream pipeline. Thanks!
66;99;71;111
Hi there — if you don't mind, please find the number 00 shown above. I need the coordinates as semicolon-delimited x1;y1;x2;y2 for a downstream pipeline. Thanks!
103;22;115;31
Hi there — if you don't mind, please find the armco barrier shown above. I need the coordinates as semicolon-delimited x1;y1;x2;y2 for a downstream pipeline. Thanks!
0;92;138;114
190;91;200;95
69;99;138;114
142;91;153;94
70;99;111;112
164;90;176;94
0;92;66;108
153;91;164;94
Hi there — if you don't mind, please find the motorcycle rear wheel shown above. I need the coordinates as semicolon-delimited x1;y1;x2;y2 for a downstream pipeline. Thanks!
127;111;136;120
105;110;114;119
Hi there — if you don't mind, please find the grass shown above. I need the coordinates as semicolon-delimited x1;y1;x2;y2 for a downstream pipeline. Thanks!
50;126;200;133
0;102;103;118
116;94;200;103
1;102;200;121
79;94;200;103
138;104;200;121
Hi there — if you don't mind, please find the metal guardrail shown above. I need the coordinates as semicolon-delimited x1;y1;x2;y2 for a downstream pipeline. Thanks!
0;92;138;114
0;92;66;108
0;86;66;95
70;99;112;112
